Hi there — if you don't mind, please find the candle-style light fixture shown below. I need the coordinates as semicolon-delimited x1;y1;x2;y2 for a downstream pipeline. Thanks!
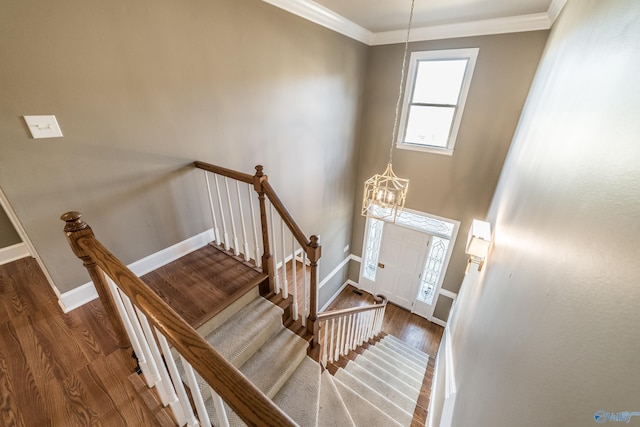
362;0;415;223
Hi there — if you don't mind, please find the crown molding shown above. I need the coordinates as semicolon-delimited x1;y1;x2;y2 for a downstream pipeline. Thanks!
262;0;372;44
262;0;562;46
547;0;568;24
371;13;551;45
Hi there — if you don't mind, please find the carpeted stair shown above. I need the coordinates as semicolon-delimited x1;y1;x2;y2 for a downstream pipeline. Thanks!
178;292;429;426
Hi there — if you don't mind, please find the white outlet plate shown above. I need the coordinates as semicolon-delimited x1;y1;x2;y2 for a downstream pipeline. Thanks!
24;115;63;139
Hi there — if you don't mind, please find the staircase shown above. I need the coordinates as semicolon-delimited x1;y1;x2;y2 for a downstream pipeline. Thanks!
181;290;429;426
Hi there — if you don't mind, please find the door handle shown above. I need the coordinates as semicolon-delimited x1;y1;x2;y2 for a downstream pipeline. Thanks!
378;262;385;269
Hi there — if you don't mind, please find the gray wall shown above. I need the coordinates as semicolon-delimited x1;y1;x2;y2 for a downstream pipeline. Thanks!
0;206;21;248
0;0;367;293
350;31;549;299
441;1;640;426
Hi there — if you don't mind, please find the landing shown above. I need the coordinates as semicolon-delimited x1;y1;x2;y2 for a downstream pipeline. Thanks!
141;243;267;329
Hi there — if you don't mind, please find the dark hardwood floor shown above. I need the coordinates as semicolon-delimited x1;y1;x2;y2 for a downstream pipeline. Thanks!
1;249;443;426
0;257;173;426
141;243;267;329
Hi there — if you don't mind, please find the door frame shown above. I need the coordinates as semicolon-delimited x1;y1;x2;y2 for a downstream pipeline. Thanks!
358;208;460;323
0;186;60;296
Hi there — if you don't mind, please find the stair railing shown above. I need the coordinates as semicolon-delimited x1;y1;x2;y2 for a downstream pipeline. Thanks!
61;212;296;427
316;295;388;368
194;161;321;337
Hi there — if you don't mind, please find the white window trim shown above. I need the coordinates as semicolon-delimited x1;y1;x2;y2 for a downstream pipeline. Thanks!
396;48;479;156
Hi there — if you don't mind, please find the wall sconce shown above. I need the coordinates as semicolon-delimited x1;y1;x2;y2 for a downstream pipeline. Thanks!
465;219;491;273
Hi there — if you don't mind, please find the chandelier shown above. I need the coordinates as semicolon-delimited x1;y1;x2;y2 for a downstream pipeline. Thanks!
362;0;415;223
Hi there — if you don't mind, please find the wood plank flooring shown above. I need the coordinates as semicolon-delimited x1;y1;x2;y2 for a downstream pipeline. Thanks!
141;243;267;329
1;249;443;426
0;257;173;426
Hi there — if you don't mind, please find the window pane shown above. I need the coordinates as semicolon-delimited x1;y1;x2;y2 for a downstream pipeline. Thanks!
412;59;468;105
363;218;384;281
404;105;455;148
418;237;450;305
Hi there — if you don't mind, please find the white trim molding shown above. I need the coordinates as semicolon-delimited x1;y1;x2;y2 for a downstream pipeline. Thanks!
372;13;551;45
318;253;360;289
320;279;356;312
58;229;214;312
0;242;31;265
261;0;372;44
262;0;563;46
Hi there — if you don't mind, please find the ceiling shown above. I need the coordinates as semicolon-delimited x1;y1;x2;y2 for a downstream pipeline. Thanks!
263;0;565;45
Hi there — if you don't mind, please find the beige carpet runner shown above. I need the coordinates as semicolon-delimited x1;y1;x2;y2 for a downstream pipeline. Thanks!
178;292;429;426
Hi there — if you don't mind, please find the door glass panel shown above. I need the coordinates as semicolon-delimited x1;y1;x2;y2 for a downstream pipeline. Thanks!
418;237;450;305
362;218;384;281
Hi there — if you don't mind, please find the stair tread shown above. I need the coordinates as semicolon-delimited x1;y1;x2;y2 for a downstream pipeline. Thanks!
238;326;309;398
368;345;427;377
380;336;429;360
345;361;420;403
273;356;322;426
371;342;428;372
318;370;355;427
333;368;413;425
376;342;428;370
358;352;423;390
205;296;284;367
332;377;404;427
335;367;416;414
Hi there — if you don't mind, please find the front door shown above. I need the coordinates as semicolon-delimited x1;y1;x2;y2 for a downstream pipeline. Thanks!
374;223;430;310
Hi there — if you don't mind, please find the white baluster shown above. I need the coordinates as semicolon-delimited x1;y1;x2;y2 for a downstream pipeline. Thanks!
343;314;352;355
329;318;336;363
224;177;240;256
352;314;359;349
269;204;280;293
236;181;250;261
302;252;308;327
119;292;166;398
363;311;371;342
339;316;350;355
181;356;212;427
135;308;184;422
334;316;343;361
378;306;386;331
156;331;199;427
209;387;231;427
247;186;261;267
321;321;328;367
105;277;152;387
280;219;288;298
291;238;299;320
204;172;221;246
358;312;365;346
214;174;229;249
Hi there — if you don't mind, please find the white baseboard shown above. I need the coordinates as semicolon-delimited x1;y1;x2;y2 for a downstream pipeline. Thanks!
0;242;31;265
320;279;359;312
58;229;214;313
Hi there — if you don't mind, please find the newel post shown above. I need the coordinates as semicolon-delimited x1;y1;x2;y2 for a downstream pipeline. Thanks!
60;212;131;351
306;235;321;344
253;165;275;295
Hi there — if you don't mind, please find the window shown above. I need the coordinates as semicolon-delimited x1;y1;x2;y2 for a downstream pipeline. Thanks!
396;48;479;155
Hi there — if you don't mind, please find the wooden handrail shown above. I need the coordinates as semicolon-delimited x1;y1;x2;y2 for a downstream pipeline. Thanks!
317;294;388;322
61;212;295;427
194;160;322;340
261;180;311;256
194;161;254;184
